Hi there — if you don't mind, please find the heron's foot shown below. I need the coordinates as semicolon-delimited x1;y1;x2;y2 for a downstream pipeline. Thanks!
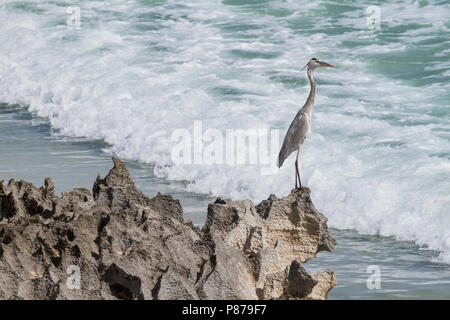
291;186;311;194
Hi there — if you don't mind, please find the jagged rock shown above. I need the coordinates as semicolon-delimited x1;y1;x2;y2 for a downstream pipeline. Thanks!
0;158;336;300
203;188;336;299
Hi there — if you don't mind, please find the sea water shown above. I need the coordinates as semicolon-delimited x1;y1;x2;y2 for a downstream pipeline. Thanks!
0;0;449;299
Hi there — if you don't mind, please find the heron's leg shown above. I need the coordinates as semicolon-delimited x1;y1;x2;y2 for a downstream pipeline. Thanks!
295;148;302;189
298;169;302;189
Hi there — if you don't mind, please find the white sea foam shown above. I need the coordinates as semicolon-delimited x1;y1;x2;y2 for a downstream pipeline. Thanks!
0;1;449;263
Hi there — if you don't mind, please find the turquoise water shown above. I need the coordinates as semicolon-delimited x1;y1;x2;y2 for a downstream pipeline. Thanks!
1;0;449;298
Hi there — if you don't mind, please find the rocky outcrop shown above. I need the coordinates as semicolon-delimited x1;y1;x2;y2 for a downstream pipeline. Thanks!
0;158;336;300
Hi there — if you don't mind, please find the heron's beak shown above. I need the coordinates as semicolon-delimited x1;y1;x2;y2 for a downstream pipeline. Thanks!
319;61;335;68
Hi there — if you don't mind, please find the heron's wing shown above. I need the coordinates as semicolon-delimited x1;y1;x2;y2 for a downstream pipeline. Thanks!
278;112;310;168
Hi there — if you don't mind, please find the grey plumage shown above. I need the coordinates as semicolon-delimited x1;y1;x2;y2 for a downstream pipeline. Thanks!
278;58;334;188
278;111;310;168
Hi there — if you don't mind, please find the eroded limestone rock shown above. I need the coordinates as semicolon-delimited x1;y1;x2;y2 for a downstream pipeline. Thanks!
0;158;335;300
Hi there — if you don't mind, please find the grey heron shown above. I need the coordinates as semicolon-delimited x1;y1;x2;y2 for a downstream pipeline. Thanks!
278;58;334;189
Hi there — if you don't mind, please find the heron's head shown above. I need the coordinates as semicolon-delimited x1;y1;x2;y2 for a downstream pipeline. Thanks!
302;58;334;71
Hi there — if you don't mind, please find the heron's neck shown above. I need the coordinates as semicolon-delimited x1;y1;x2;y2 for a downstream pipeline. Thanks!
303;69;316;115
